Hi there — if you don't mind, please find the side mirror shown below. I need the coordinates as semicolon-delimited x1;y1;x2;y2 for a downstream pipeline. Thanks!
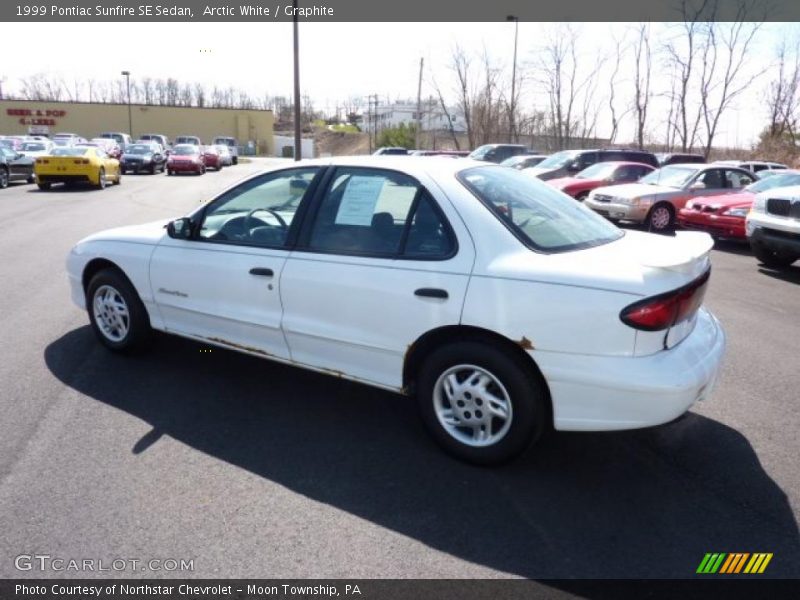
689;181;706;190
166;217;193;240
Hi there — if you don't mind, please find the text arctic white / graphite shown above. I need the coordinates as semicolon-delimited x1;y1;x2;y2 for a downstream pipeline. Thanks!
203;4;335;16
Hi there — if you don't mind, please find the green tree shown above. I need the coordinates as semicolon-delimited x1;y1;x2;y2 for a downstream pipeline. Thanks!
377;122;417;149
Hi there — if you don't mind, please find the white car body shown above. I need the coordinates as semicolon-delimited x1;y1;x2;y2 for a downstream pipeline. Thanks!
17;140;55;159
67;157;725;442
746;185;800;267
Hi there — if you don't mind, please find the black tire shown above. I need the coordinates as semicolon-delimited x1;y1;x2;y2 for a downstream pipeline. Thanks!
646;203;675;233
751;243;798;268
86;268;152;353
27;174;36;184
416;341;547;465
0;168;8;189
167;170;173;176
150;163;157;175
97;168;107;190
233;157;238;165
575;191;589;202
37;181;51;190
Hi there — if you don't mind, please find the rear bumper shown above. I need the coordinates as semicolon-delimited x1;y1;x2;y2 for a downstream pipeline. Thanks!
678;209;746;239
36;174;93;184
534;308;726;431
168;162;202;172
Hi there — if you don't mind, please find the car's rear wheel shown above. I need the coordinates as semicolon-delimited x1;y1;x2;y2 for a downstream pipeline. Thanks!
37;182;51;190
97;168;107;190
86;268;152;353
0;168;8;189
646;203;675;232
416;342;547;465
751;243;799;268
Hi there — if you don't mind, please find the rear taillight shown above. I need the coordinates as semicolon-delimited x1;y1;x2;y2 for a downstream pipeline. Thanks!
620;270;710;331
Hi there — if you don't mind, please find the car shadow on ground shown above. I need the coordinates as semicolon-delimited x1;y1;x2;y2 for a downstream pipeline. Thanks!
711;238;752;256
45;328;800;579
758;265;800;285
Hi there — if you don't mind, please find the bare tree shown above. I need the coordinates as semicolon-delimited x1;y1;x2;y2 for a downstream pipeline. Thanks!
536;25;603;150
663;0;710;152
451;45;477;149
695;13;762;157
765;35;800;140
632;23;653;150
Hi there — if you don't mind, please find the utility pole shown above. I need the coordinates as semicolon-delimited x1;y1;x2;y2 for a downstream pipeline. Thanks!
292;0;302;160
415;58;423;150
121;71;132;139
506;15;519;144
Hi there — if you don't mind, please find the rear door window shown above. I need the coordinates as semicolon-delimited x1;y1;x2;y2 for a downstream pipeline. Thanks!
304;168;455;259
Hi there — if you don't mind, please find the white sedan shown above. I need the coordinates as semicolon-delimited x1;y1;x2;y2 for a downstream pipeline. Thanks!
66;157;726;464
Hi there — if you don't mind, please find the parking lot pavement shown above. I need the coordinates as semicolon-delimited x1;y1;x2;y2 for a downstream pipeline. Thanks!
0;166;798;580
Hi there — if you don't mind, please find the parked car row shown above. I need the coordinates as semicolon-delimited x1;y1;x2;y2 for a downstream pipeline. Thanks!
0;130;242;190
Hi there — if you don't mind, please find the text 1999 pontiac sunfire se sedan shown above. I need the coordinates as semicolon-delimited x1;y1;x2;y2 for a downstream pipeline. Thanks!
67;157;726;464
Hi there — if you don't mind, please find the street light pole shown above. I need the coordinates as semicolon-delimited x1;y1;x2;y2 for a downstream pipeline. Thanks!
292;0;302;160
121;70;132;139
506;16;519;144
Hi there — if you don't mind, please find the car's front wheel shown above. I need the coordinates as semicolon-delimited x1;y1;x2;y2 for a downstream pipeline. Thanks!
97;168;107;190
416;342;547;465
86;268;152;352
0;167;8;189
646;203;675;232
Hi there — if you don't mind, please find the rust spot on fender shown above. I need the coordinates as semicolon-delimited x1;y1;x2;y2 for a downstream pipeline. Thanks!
518;336;534;350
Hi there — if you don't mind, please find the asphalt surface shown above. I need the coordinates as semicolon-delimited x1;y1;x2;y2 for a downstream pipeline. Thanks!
0;160;798;582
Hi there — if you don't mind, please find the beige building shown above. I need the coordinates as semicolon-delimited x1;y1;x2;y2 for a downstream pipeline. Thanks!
0;99;274;154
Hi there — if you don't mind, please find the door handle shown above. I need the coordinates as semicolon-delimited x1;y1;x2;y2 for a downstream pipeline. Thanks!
415;288;448;299
249;267;274;277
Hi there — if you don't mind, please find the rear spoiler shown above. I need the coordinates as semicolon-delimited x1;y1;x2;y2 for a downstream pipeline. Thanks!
637;231;714;273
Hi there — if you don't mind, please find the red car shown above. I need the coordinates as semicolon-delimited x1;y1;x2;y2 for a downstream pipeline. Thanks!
167;144;205;176
201;145;223;171
678;170;800;240
547;161;655;200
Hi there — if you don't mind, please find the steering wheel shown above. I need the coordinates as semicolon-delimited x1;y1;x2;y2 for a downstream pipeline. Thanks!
244;208;287;233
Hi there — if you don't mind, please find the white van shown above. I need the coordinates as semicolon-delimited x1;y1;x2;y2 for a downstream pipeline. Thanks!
212;136;239;164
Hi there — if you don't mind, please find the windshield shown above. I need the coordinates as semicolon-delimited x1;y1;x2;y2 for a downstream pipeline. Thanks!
575;163;617;180
468;145;494;159
173;144;199;155
52;148;87;156
640;166;699;188
21;142;47;151
535;150;579;169
747;172;800;192
458;166;623;252
126;145;152;154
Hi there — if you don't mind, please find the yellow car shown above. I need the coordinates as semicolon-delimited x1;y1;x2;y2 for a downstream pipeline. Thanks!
35;145;122;190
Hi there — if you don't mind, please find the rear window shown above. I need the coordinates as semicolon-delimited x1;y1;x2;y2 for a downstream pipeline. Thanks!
458;166;623;252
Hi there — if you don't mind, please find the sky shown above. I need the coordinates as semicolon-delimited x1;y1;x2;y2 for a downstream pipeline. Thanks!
2;21;797;147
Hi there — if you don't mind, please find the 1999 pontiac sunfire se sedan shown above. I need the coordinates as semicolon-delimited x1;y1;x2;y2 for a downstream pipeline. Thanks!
67;157;726;464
